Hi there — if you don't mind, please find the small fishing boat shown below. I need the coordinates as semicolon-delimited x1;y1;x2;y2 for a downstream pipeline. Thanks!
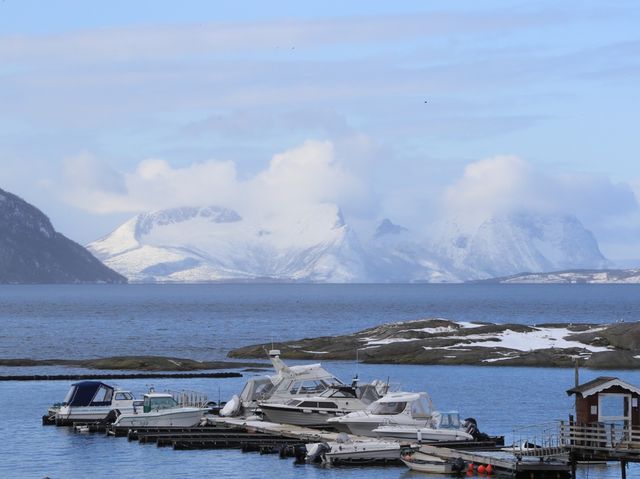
52;381;136;426
401;451;465;474
112;392;208;428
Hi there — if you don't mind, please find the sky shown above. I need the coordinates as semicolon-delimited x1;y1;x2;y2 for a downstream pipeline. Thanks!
1;1;639;261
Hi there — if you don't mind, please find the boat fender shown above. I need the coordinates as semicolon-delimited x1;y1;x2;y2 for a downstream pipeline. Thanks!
220;395;241;417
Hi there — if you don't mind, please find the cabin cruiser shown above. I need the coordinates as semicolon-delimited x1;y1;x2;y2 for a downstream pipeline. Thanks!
327;391;434;436
259;381;382;427
112;392;208;428
221;350;385;418
373;411;475;442
52;381;135;426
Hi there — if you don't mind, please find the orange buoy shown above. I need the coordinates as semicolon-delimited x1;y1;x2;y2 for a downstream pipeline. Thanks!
477;464;486;474
485;464;493;475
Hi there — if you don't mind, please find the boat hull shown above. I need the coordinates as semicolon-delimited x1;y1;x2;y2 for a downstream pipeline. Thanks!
113;408;207;428
401;457;453;474
55;405;135;426
261;405;343;427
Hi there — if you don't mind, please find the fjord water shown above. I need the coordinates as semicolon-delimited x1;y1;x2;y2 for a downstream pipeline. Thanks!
1;284;639;478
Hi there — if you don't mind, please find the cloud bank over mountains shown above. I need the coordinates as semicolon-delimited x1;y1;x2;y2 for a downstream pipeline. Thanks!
63;138;639;263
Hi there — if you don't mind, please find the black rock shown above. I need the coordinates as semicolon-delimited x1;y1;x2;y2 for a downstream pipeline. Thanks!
0;188;126;283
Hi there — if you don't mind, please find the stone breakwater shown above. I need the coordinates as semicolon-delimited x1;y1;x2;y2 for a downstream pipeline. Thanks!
0;356;266;371
229;318;640;369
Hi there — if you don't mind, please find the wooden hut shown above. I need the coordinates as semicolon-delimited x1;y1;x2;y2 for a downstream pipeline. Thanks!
567;376;640;426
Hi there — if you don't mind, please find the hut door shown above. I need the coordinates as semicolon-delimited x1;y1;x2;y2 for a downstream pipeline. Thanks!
598;393;631;444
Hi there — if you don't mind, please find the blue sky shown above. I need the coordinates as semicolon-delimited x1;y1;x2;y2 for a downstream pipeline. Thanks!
1;1;639;259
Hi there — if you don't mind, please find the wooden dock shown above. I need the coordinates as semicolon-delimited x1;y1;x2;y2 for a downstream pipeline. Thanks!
46;414;575;477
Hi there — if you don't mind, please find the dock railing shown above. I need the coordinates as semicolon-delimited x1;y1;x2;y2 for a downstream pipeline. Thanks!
510;422;567;457
559;421;640;454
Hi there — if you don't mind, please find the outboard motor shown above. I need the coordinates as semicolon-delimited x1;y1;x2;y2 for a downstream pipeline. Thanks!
305;443;330;463
464;417;478;438
464;417;490;441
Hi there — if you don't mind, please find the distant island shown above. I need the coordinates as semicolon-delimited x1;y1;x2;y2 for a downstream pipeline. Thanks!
0;188;125;284
229;318;640;369
473;269;640;284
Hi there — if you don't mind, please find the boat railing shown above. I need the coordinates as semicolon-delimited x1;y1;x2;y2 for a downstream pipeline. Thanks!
166;390;209;408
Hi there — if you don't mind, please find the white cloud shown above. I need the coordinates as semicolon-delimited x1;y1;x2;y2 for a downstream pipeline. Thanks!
441;155;639;248
61;139;370;222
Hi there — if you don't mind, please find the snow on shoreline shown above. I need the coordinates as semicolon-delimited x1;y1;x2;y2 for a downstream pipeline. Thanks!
360;321;610;357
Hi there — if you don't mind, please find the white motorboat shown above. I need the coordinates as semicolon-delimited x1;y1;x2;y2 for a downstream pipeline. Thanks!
53;381;136;425
221;349;386;418
401;451;465;474
304;434;402;464
327;391;434;436
112;392;208;428
373;411;475;442
259;382;382;427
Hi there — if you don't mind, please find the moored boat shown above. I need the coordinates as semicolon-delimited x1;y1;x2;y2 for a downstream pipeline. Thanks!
304;433;402;464
52;381;136;426
112;392;207;428
401;451;465;474
327;391;433;436
259;382;382;427
373;411;475;442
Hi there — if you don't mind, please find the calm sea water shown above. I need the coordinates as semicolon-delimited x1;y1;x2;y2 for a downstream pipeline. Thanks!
1;284;639;478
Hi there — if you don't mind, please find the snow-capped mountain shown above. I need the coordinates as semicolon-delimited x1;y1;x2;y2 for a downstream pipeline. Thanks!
366;218;458;282
90;207;611;283
88;204;369;282
434;212;609;280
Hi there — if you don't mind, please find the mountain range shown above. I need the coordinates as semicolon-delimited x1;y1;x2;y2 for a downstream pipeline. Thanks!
88;204;611;283
0;188;125;283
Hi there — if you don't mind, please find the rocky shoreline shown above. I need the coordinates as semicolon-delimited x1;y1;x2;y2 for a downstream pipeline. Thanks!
0;356;267;371
228;318;640;369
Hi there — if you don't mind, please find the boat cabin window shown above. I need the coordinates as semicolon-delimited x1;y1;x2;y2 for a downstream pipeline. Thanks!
370;401;407;415
92;385;113;404
318;402;338;409
328;388;357;398
115;392;133;401
144;395;178;412
411;396;431;419
299;401;318;408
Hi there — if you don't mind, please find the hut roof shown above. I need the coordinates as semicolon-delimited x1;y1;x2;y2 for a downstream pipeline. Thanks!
567;376;640;398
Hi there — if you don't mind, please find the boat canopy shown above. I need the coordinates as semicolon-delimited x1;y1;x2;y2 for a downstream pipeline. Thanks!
239;377;275;403
63;381;114;407
432;411;462;429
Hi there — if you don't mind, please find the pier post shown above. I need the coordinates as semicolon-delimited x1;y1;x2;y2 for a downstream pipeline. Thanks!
620;460;627;479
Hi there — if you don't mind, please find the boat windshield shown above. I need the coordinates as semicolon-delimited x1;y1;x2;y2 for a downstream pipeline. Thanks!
62;386;77;405
434;412;461;429
288;379;339;395
145;396;178;411
410;396;431;419
369;401;407;415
